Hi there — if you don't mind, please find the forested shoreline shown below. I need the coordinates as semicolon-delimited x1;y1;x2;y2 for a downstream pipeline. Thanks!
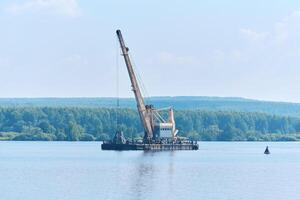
0;107;300;141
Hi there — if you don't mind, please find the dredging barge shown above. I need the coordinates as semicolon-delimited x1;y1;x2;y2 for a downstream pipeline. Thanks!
101;30;198;151
102;142;199;151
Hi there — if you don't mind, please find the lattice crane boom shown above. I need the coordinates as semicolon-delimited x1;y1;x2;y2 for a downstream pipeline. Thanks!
116;30;154;141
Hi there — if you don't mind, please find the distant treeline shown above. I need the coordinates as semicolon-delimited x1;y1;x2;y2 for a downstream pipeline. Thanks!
1;97;300;117
0;107;300;141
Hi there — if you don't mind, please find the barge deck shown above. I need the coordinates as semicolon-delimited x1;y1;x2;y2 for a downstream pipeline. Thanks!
101;142;199;151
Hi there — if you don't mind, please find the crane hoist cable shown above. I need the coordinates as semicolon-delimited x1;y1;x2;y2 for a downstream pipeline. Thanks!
115;36;120;131
129;52;152;106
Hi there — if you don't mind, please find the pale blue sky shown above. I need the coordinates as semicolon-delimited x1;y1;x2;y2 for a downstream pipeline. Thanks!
1;0;300;102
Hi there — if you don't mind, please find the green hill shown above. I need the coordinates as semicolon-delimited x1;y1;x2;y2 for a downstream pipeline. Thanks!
1;97;300;141
0;96;300;117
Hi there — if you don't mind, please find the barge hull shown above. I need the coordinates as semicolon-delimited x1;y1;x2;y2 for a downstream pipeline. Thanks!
101;143;199;151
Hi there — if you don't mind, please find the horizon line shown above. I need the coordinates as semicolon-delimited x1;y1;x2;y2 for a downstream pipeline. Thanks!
0;96;299;104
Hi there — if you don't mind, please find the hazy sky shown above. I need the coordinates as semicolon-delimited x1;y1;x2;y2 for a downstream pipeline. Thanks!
1;0;300;102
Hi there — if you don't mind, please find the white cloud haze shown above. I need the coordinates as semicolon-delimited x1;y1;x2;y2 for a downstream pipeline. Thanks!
6;0;81;17
1;1;300;102
240;28;269;42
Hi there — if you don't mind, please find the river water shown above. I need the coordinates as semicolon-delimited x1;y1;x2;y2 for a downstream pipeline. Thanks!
0;142;299;200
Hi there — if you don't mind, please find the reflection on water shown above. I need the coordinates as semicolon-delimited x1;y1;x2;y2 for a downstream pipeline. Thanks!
1;142;300;200
131;151;175;200
133;152;155;199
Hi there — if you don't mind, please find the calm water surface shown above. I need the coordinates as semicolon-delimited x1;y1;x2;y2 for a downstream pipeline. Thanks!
0;142;300;200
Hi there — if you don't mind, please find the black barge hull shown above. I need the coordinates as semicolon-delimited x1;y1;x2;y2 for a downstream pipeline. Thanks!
101;143;199;151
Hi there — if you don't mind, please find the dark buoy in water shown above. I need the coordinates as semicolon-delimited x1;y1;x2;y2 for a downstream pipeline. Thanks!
264;146;270;154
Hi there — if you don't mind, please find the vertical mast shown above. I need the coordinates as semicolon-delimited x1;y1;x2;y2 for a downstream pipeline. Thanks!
116;30;153;140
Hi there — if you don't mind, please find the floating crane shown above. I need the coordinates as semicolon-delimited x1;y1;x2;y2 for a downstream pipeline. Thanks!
101;30;198;150
116;30;178;143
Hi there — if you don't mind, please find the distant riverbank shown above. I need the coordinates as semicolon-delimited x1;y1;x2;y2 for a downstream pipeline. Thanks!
1;132;300;142
1;107;300;142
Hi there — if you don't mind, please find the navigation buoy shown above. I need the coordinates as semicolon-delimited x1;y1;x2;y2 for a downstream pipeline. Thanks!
264;146;270;154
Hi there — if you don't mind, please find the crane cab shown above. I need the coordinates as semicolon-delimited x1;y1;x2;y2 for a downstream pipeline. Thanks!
154;123;174;139
151;107;178;143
